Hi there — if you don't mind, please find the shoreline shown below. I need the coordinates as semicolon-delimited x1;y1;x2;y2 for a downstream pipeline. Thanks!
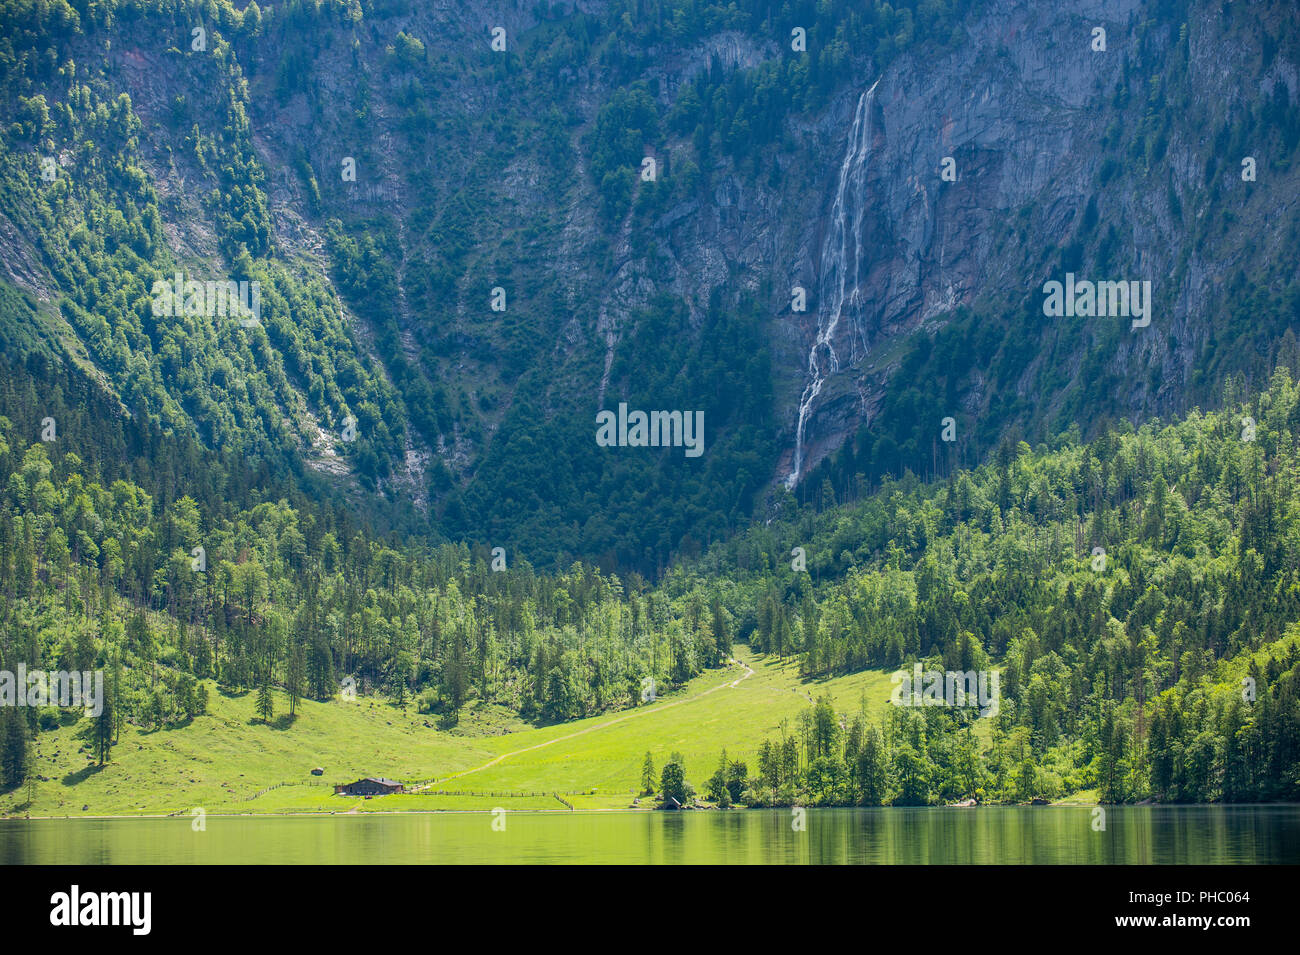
7;802;1294;821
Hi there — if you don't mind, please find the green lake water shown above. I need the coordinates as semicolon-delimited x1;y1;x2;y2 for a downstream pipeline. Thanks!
2;806;1296;864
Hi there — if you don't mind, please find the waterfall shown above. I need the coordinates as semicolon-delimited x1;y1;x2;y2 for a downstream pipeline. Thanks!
786;80;877;490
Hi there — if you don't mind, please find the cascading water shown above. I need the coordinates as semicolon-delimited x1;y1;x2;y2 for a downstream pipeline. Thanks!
786;79;878;490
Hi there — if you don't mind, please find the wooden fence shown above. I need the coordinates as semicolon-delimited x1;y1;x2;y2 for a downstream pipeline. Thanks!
244;779;331;800
404;788;594;799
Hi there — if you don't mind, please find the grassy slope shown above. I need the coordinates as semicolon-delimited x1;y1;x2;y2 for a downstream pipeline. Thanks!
10;633;1282;817
4;646;897;816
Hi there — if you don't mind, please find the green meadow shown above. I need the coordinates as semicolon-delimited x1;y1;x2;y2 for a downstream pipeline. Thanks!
2;646;900;817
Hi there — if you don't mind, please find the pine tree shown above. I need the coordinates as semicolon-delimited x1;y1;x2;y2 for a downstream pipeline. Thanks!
83;691;114;766
724;757;748;805
256;673;274;723
706;749;729;804
1;709;27;788
856;728;888;806
710;598;729;664
640;751;656;796
286;645;304;719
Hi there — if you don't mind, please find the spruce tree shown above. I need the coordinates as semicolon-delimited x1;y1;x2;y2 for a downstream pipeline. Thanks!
256;674;274;723
710;598;729;664
286;645;303;718
1;710;27;788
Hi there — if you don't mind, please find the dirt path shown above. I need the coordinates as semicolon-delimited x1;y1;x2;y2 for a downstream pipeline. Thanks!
413;656;756;790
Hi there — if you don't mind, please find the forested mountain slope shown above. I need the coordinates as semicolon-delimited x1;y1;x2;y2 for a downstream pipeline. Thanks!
668;364;1300;804
2;345;1298;806
2;0;1298;571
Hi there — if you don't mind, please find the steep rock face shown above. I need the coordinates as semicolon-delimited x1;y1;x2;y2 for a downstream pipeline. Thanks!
774;10;1111;481
771;0;1295;487
456;0;1296;502
2;0;1296;566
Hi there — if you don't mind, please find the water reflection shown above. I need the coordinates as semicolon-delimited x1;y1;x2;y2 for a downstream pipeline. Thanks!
1;806;1296;865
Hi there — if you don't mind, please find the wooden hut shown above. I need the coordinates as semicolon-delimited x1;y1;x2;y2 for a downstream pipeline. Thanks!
334;777;405;796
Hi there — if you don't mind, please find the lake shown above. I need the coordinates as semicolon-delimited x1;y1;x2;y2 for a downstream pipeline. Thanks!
2;806;1296;864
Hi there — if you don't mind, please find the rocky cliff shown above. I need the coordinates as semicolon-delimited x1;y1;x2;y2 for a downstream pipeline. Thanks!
1;0;1297;568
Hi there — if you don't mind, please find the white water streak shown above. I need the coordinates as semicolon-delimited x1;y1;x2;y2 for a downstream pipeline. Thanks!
787;81;877;490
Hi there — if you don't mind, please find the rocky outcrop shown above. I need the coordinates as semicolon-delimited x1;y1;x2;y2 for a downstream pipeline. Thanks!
8;0;1296;543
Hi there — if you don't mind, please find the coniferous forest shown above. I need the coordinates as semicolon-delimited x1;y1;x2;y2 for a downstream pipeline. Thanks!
3;339;1299;807
0;0;1298;892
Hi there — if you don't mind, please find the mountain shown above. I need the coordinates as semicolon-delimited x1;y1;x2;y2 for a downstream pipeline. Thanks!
4;0;1298;572
2;0;1300;819
3;341;1300;813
